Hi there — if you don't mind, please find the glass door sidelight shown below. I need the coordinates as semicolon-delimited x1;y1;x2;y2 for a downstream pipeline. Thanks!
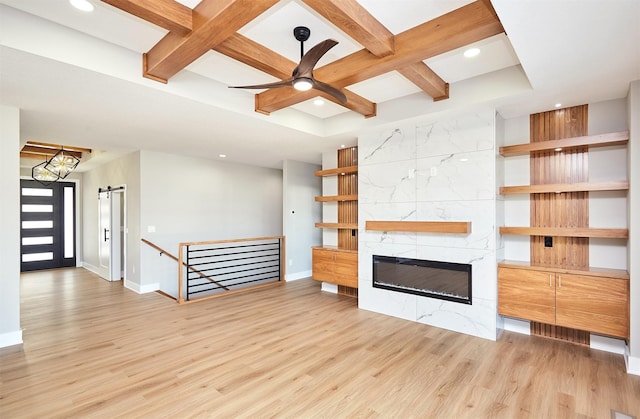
20;179;76;271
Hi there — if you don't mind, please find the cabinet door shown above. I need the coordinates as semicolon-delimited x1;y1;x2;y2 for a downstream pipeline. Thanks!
498;267;556;324
333;252;358;288
312;248;335;282
555;274;629;338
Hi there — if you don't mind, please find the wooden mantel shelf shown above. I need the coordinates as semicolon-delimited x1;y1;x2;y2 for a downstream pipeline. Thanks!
366;221;470;234
500;226;629;239
499;131;629;156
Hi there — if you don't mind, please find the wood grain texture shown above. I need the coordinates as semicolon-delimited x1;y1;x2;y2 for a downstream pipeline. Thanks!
498;267;556;324
312;248;358;288
315;194;358;202
301;0;395;57
530;104;589;270
337;147;358;252
499;131;629;156
398;62;449;100
101;0;193;34
255;1;503;113
4;268;638;418
498;260;629;280
499;180;628;195
315;222;358;229
315;165;358;177
555;273;629;338
499;226;628;239
366;220;471;234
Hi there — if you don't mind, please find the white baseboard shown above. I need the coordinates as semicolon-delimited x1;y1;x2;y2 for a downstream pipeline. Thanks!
0;329;23;348
502;317;531;335
626;348;640;376
125;280;159;294
590;334;626;355
286;270;311;281
321;282;338;294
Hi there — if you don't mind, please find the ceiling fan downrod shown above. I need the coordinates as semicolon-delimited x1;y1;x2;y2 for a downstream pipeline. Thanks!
293;26;311;58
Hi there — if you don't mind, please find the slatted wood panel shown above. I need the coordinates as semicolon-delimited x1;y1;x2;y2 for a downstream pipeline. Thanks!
529;105;590;343
337;147;358;296
338;147;358;251
530;105;589;268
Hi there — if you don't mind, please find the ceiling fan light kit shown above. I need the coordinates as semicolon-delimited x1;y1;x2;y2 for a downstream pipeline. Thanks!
229;26;347;104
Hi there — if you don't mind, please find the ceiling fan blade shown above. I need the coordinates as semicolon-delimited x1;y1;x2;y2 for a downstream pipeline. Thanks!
229;79;294;90
295;39;338;78
313;80;347;104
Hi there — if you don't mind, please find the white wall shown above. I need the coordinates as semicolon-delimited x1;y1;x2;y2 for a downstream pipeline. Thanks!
139;150;283;296
0;105;22;347
282;160;321;281
627;80;640;375
81;151;141;290
358;108;499;340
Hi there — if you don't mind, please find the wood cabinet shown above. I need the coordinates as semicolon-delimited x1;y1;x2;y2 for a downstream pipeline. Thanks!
498;266;629;338
312;247;358;288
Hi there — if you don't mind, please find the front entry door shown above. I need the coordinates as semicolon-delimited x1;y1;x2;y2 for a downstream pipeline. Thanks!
20;179;76;271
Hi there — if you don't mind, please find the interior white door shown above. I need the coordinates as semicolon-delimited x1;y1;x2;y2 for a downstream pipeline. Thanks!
109;192;121;281
98;191;111;270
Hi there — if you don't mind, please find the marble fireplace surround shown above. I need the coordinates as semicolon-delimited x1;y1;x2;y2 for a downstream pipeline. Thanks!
358;108;499;341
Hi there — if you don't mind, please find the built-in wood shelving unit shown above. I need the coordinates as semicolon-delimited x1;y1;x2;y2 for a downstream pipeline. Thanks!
366;221;471;234
315;222;358;230
499;226;628;239
499;130;629;156
500;181;628;195
315;194;358;202
498;260;629;280
314;165;358;177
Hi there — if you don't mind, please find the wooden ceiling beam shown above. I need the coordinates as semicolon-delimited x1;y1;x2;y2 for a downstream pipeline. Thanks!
300;0;394;57
398;62;449;101
101;0;193;35
25;141;92;153
21;146;83;159
255;1;503;114
142;0;278;83
217;34;376;117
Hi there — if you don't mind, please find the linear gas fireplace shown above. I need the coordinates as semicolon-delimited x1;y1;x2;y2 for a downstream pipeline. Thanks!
373;255;472;304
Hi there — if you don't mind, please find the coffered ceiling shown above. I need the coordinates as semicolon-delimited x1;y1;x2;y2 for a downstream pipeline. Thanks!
1;0;638;169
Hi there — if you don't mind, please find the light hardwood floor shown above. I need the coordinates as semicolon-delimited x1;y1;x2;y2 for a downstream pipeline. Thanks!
1;268;639;418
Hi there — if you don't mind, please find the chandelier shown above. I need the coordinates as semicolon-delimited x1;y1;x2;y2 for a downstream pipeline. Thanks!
31;148;80;185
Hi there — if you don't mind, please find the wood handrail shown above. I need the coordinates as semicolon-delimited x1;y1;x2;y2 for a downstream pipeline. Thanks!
141;238;229;291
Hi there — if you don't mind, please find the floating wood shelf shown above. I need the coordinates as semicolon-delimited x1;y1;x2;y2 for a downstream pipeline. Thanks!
314;165;358;177
498;260;629;280
366;221;470;234
499;181;629;195
499;226;629;239
499;131;629;157
315;222;358;229
315;194;358;202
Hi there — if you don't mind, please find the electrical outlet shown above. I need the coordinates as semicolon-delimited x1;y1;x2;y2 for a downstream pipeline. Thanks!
544;236;553;247
288;259;293;266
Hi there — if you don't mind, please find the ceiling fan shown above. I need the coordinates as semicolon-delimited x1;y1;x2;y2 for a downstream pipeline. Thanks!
229;26;347;104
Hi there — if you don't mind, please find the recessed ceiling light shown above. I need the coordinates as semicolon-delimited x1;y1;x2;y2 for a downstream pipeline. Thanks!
554;148;562;152
463;48;480;58
70;0;94;12
459;158;469;162
340;144;345;148
219;154;226;158
555;103;562;108
313;99;325;106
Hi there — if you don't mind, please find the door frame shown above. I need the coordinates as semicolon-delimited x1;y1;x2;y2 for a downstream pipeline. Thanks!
98;185;127;282
19;176;81;270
